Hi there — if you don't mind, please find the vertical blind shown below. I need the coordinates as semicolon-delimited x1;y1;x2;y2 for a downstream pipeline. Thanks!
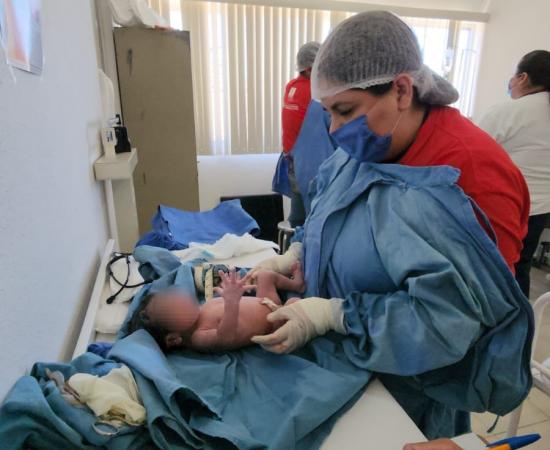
148;1;484;155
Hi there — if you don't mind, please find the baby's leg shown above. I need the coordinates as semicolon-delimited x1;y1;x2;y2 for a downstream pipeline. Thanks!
272;262;305;294
255;270;283;304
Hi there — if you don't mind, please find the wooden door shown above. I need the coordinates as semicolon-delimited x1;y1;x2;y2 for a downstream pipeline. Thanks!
114;28;199;233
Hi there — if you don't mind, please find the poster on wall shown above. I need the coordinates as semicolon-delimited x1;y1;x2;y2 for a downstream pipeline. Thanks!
0;0;42;75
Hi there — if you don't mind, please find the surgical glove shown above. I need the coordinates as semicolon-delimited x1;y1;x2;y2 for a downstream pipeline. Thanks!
250;242;302;276
251;297;346;354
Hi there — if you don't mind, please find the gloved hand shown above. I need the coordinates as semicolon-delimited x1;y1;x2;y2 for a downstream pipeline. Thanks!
249;242;302;277
251;297;346;354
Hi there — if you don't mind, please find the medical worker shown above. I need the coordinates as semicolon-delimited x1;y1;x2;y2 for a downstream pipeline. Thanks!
282;41;320;227
479;50;550;298
252;11;533;439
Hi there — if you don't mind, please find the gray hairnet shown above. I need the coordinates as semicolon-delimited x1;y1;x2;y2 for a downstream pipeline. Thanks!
297;41;321;72
311;11;458;105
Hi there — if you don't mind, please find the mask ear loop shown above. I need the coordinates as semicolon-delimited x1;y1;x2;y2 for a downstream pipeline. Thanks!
390;111;403;134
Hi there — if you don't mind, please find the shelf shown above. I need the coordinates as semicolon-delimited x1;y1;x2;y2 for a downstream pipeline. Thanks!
94;148;138;181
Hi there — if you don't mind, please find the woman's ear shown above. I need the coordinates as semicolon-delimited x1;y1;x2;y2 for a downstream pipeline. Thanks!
393;74;415;110
517;72;530;87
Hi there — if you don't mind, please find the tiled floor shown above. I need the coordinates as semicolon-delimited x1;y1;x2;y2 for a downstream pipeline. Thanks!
471;266;550;449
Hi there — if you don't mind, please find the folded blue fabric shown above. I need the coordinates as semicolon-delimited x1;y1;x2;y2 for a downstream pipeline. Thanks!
0;246;372;449
0;321;370;450
87;342;114;359
110;330;370;449
0;354;154;450
136;200;260;250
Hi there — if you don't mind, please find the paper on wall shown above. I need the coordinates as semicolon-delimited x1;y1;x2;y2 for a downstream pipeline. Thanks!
0;0;43;75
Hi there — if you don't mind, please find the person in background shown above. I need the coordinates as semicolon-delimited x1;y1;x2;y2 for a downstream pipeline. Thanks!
282;41;321;227
478;50;550;298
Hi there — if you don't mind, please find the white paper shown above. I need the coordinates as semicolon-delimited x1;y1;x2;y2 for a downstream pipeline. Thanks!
0;0;42;74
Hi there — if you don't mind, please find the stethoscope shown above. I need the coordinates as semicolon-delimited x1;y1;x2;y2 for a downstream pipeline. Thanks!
105;252;152;304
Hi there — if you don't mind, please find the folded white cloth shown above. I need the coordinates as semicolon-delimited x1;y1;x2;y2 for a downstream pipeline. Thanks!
108;0;167;27
95;302;130;334
68;365;146;426
185;233;278;261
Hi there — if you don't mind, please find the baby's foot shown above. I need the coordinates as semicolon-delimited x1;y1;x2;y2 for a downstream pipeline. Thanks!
290;262;306;293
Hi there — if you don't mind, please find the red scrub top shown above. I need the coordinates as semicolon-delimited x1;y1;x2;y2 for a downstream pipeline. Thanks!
282;75;311;153
400;106;529;273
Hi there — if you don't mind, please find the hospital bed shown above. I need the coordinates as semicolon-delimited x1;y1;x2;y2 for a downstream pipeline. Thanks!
72;238;485;450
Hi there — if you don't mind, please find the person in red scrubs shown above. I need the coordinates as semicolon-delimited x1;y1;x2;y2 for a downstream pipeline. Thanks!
282;41;320;227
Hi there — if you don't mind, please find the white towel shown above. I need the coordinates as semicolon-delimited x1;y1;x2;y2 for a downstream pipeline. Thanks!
185;233;278;261
68;365;146;426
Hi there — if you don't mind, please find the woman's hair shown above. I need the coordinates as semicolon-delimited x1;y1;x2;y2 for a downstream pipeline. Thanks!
128;293;169;351
365;82;393;96
517;50;550;91
358;81;422;104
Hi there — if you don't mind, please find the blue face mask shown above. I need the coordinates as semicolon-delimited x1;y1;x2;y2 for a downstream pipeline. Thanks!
330;115;392;163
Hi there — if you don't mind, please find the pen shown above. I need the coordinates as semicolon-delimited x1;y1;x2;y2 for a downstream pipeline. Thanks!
487;433;541;450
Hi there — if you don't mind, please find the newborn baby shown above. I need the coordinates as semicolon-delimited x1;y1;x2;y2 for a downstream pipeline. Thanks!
130;265;305;352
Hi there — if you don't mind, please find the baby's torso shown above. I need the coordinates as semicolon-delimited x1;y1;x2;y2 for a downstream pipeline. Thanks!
193;297;274;348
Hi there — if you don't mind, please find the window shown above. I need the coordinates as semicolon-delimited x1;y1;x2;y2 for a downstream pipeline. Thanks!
403;17;484;116
149;1;484;155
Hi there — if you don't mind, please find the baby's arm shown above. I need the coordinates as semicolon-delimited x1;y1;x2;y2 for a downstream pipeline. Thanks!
215;270;243;344
192;270;255;351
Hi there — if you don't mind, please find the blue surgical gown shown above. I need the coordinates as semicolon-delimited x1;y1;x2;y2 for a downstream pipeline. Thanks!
301;148;534;439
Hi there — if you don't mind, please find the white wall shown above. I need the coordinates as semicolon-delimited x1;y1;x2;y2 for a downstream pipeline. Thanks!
198;154;290;217
473;0;550;120
0;1;109;400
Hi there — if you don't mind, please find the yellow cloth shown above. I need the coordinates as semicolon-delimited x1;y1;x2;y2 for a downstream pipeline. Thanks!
68;365;146;426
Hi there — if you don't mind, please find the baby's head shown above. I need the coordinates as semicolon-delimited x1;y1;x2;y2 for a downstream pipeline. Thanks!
129;289;200;350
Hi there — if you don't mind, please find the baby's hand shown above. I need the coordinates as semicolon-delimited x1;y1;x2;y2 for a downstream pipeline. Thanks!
214;269;256;303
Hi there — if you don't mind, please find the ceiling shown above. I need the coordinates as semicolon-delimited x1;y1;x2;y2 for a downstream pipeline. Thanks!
331;0;490;12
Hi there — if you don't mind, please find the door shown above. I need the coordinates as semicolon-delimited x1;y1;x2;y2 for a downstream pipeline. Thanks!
114;28;199;233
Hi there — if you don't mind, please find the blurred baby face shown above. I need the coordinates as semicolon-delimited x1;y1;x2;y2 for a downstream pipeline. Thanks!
146;291;200;335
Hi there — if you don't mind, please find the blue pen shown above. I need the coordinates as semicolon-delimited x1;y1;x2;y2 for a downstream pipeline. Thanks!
487;433;541;449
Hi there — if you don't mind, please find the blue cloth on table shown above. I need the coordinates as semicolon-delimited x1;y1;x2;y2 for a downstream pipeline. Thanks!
136;200;260;250
292;101;336;214
116;245;371;448
109;330;369;449
300;148;534;438
0;243;372;449
87;342;114;359
0;353;154;450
